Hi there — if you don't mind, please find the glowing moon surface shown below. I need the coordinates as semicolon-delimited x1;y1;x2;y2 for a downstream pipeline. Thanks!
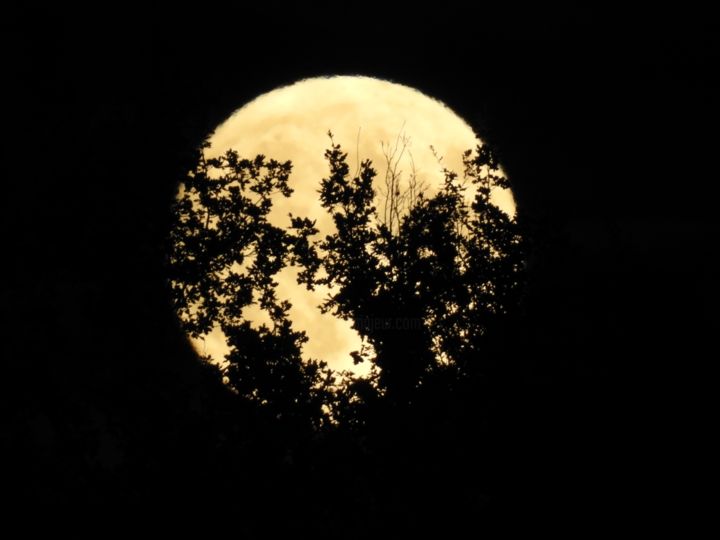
187;75;515;375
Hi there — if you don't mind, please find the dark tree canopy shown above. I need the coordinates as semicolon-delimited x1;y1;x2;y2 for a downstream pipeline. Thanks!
168;134;525;427
168;143;329;427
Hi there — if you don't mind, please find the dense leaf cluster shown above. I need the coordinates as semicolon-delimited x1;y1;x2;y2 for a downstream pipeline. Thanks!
169;136;525;426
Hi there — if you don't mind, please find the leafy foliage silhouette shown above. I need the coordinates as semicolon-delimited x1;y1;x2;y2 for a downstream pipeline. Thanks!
169;134;525;426
311;134;525;409
168;142;331;428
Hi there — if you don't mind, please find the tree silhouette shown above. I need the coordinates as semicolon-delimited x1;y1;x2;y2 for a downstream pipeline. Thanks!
310;134;525;407
168;134;525;425
168;142;331;428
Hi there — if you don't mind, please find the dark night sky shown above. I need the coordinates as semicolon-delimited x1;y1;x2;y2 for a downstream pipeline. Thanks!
2;7;716;524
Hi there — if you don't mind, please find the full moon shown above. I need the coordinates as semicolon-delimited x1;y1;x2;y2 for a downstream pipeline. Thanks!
186;75;515;376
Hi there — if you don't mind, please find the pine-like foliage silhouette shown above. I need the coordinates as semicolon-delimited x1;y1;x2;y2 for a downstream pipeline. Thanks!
169;134;525;426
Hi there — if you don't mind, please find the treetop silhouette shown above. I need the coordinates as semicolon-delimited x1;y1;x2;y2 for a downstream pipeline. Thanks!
169;133;525;426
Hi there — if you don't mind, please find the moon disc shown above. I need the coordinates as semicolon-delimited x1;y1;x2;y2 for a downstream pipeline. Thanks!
186;76;515;375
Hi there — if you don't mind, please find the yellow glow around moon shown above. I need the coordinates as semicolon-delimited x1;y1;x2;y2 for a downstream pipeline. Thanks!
190;75;515;375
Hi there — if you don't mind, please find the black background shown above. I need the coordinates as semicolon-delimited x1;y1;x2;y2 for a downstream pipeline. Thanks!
2;6;716;530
